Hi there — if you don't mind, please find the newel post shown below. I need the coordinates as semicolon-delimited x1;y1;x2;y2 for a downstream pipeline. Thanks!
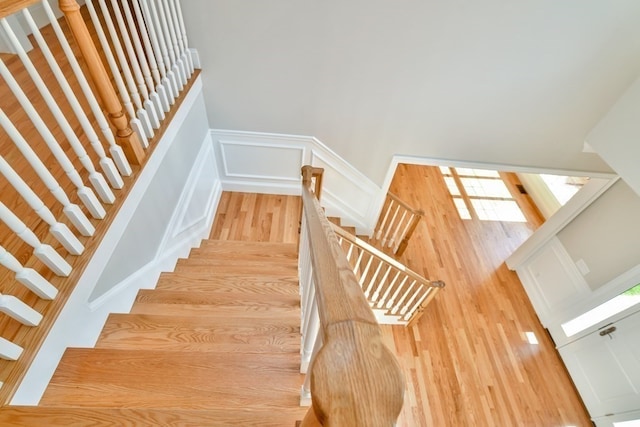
301;166;324;200
58;0;145;165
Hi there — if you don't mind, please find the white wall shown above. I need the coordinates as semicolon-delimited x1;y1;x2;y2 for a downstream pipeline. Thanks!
557;180;640;291
180;0;640;185
587;75;640;199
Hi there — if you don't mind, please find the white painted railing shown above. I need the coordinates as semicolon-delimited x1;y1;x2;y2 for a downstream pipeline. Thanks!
0;0;196;377
372;192;424;257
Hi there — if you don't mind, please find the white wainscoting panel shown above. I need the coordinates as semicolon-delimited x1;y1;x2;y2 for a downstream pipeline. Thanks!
211;129;383;234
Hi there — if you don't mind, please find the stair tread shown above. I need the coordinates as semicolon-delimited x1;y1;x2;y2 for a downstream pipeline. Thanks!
97;313;299;353
190;240;297;259
155;272;299;294
0;407;308;427
41;349;302;409
135;289;299;306
172;262;297;276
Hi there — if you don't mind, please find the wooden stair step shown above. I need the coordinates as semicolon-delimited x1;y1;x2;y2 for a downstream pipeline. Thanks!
131;290;299;318
172;262;298;276
41;349;302;410
0;407;308;427
96;313;299;353
191;240;297;258
155;272;299;295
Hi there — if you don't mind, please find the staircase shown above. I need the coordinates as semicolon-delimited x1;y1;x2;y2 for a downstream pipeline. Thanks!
0;240;308;426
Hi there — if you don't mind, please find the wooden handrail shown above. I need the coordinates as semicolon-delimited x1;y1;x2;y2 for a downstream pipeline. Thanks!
0;0;39;19
58;0;145;165
300;166;405;426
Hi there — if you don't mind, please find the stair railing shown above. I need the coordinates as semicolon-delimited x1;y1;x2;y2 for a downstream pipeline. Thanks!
333;223;444;327
0;0;196;402
372;192;424;257
298;165;405;426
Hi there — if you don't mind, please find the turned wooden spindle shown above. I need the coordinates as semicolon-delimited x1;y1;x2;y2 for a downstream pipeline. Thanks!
58;0;145;165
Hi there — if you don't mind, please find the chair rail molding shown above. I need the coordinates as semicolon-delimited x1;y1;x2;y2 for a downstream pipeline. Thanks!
210;129;382;234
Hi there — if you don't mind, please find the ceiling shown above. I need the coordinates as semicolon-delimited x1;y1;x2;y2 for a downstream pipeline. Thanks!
183;0;640;185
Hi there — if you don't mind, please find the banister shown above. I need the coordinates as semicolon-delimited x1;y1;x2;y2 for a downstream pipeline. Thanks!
300;167;405;426
388;192;422;217
58;0;146;165
0;0;39;19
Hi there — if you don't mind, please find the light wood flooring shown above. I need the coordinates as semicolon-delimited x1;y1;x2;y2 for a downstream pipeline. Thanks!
382;164;591;426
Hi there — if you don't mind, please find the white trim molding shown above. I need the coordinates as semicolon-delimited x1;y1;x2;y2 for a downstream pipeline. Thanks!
210;129;382;234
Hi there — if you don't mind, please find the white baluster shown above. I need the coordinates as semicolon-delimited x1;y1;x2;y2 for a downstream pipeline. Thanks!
300;332;322;407
0;203;71;277
394;212;415;253
0;157;83;255
381;204;401;246
172;0;194;73
0;293;43;327
385;275;409;311
0;337;23;361
109;0;161;130
358;254;375;287
403;287;432;322
388;210;408;249
352;248;365;275
0;105;105;220
122;0;165;121
41;0;132;178
95;0;154;139
147;0;179;96
363;260;384;298
0;155;94;237
0;21;114;207
161;0;187;85
22;8;124;191
156;0;185;89
371;265;393;303
0;246;58;300
300;287;319;374
392;279;417;315
168;0;192;76
375;198;394;240
377;270;401;308
132;0;171;112
140;0;175;105
84;0;149;148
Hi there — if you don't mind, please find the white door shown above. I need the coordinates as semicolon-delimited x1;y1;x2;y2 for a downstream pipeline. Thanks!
558;309;640;419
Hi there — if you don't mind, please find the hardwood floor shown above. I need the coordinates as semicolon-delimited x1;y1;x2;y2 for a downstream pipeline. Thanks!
383;164;591;426
209;189;591;426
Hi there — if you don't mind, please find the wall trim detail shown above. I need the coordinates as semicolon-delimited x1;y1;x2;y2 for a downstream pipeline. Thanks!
210;129;383;234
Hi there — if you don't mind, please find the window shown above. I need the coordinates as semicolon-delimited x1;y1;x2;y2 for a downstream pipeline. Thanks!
561;283;640;338
440;167;526;222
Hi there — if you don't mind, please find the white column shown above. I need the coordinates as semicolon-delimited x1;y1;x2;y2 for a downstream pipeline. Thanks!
146;0;179;96
0;294;43;327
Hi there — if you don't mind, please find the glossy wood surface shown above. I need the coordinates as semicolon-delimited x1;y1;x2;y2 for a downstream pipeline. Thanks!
383;164;591;426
